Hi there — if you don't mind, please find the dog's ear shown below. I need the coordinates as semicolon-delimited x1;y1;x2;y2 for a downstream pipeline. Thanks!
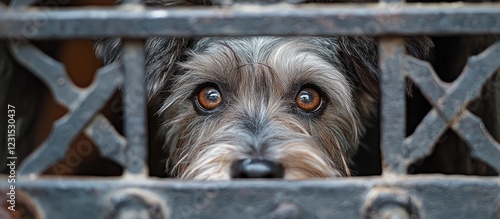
94;0;213;102
95;37;191;103
337;36;433;96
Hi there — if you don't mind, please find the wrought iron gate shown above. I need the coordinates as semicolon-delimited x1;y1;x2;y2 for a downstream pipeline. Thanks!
1;0;499;218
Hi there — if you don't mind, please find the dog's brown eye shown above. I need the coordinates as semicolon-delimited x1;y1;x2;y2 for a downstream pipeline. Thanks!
197;86;223;110
296;87;322;112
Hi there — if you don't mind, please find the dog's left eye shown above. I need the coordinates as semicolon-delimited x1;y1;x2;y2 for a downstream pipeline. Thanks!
196;86;223;111
296;87;322;112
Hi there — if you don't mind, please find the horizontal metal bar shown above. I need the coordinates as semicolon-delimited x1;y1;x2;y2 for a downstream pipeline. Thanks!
0;176;498;218
0;3;500;39
211;0;305;6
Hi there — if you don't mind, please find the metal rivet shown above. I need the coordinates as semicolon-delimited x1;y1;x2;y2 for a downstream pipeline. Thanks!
1;190;42;219
103;189;169;219
57;77;66;86
363;188;419;219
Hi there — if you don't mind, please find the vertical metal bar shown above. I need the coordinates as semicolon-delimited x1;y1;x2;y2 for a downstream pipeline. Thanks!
490;72;500;142
122;0;146;177
379;37;407;176
122;41;148;176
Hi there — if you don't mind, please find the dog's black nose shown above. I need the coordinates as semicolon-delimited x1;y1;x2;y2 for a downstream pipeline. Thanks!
231;159;284;179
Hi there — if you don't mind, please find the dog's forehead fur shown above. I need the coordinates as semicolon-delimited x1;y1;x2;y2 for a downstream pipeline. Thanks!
168;37;354;113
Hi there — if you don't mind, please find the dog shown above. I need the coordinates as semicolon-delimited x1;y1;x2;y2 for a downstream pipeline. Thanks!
94;0;433;180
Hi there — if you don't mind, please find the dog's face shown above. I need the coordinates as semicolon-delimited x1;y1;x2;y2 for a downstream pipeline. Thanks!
159;37;363;180
95;26;431;180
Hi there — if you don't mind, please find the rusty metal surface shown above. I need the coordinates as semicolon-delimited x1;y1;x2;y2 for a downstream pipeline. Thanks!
0;3;500;39
379;37;407;175
0;176;498;219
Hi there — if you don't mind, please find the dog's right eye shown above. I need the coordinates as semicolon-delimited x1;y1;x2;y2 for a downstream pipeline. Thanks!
295;87;323;113
196;86;223;111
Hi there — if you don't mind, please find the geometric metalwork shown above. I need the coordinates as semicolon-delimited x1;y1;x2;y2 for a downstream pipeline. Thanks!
4;0;150;178
404;42;500;173
1;0;499;218
9;42;125;175
84;115;127;167
6;0;149;177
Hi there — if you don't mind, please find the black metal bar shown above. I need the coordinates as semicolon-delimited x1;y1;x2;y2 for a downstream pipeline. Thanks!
0;176;497;219
9;43;80;107
85;115;127;167
404;109;447;162
453;111;500;172
379;37;407;175
402;57;450;165
404;56;447;104
120;0;148;177
0;3;500;39
122;41;148;176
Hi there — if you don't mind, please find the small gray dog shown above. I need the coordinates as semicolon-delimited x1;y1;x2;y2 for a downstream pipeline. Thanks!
95;0;432;180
